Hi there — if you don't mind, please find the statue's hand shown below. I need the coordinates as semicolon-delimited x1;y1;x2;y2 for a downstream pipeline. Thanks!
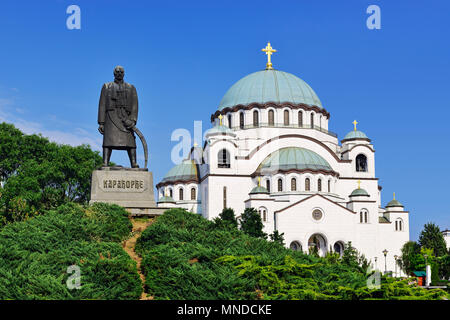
124;119;135;129
98;124;105;135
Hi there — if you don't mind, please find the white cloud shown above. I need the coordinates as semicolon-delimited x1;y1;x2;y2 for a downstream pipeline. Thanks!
0;97;102;150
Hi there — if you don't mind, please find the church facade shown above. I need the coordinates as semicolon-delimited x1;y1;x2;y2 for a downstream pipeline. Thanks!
155;43;409;275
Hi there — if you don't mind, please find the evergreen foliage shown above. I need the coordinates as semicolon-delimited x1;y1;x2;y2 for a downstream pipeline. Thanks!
136;209;448;300
269;230;285;246
0;202;142;299
239;207;267;239
218;207;237;228
418;223;447;257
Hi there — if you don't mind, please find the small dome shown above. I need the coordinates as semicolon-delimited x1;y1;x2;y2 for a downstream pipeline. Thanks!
254;147;333;176
349;188;369;197
342;130;369;142
157;195;175;204
205;124;236;137
161;160;199;184
249;185;269;195
386;199;403;208
218;69;322;110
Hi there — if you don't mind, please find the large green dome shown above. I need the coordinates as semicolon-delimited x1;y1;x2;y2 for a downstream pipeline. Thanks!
218;70;322;110
254;147;333;175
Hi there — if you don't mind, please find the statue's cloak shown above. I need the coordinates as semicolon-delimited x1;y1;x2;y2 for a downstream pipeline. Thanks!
98;81;138;148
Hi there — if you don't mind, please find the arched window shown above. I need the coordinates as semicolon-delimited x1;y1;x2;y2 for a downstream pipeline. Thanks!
191;187;196;200
395;218;403;231
179;188;184;201
268;110;275;126
277;178;283;192
218;149;230;168
333;241;344;256
259;208;267;222
360;209;369;223
223;186;227;209
253;110;259;127
320;115;323;129
169;188;173;198
291;178;297;191
239;112;245;129
356;154;368;172
318;179;322;192
298;111;303;127
266;179;271;193
284;110;290;126
227;114;232;129
305;178;311;191
328;180;331;193
310;113;315;128
290;241;302;251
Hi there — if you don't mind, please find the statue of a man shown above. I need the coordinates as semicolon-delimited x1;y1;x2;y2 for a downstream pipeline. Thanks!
98;66;139;168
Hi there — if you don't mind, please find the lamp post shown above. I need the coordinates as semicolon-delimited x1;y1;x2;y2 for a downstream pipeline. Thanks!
394;255;398;277
383;249;388;274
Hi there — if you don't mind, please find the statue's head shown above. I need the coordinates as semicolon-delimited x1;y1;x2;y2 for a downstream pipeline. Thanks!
113;66;125;81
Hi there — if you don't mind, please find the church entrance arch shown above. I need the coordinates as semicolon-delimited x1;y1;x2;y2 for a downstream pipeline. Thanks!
308;233;327;257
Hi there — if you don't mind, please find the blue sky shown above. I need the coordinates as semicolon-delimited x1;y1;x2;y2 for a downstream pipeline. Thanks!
0;0;448;240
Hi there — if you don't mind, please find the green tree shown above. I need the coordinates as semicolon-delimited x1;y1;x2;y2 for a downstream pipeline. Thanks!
341;241;370;273
0;123;102;224
398;241;421;275
418;222;447;257
269;230;285;246
239;207;266;239
218;207;237;228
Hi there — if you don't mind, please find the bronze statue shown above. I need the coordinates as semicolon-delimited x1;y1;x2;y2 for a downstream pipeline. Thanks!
98;66;148;168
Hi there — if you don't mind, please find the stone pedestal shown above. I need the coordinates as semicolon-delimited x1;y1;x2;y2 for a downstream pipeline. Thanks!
90;168;166;216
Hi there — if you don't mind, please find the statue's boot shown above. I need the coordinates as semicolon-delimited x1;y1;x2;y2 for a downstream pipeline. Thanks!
128;148;139;168
102;147;111;167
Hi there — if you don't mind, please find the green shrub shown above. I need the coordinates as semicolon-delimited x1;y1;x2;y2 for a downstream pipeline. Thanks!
136;208;448;300
0;202;141;299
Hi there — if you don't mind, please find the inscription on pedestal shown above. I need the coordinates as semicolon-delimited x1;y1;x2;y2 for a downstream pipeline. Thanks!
100;177;146;192
90;169;156;211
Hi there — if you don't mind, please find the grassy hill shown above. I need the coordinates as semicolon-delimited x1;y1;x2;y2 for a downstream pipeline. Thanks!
136;208;448;300
0;202;142;299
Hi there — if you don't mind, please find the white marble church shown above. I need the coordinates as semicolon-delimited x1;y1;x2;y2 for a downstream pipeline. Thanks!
156;43;409;275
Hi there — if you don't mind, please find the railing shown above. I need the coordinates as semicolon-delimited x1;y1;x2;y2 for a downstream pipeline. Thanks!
227;122;338;138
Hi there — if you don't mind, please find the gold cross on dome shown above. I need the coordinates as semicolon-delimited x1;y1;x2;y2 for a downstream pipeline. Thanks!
257;177;261;186
357;180;361;189
218;114;223;126
193;142;198;147
393;192;396;200
353;120;358;131
262;42;277;70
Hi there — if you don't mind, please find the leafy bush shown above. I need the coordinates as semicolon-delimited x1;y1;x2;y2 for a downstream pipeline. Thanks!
0;202;141;299
0;122;103;225
136;209;448;300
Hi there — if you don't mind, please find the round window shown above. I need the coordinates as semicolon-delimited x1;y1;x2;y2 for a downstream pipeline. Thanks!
312;209;323;221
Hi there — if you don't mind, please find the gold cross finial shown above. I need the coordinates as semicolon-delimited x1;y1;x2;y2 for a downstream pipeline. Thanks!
257;177;261;186
218;114;223;126
193;141;198;147
357;180;361;189
353;120;358;131
262;42;277;70
393;192;396;200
